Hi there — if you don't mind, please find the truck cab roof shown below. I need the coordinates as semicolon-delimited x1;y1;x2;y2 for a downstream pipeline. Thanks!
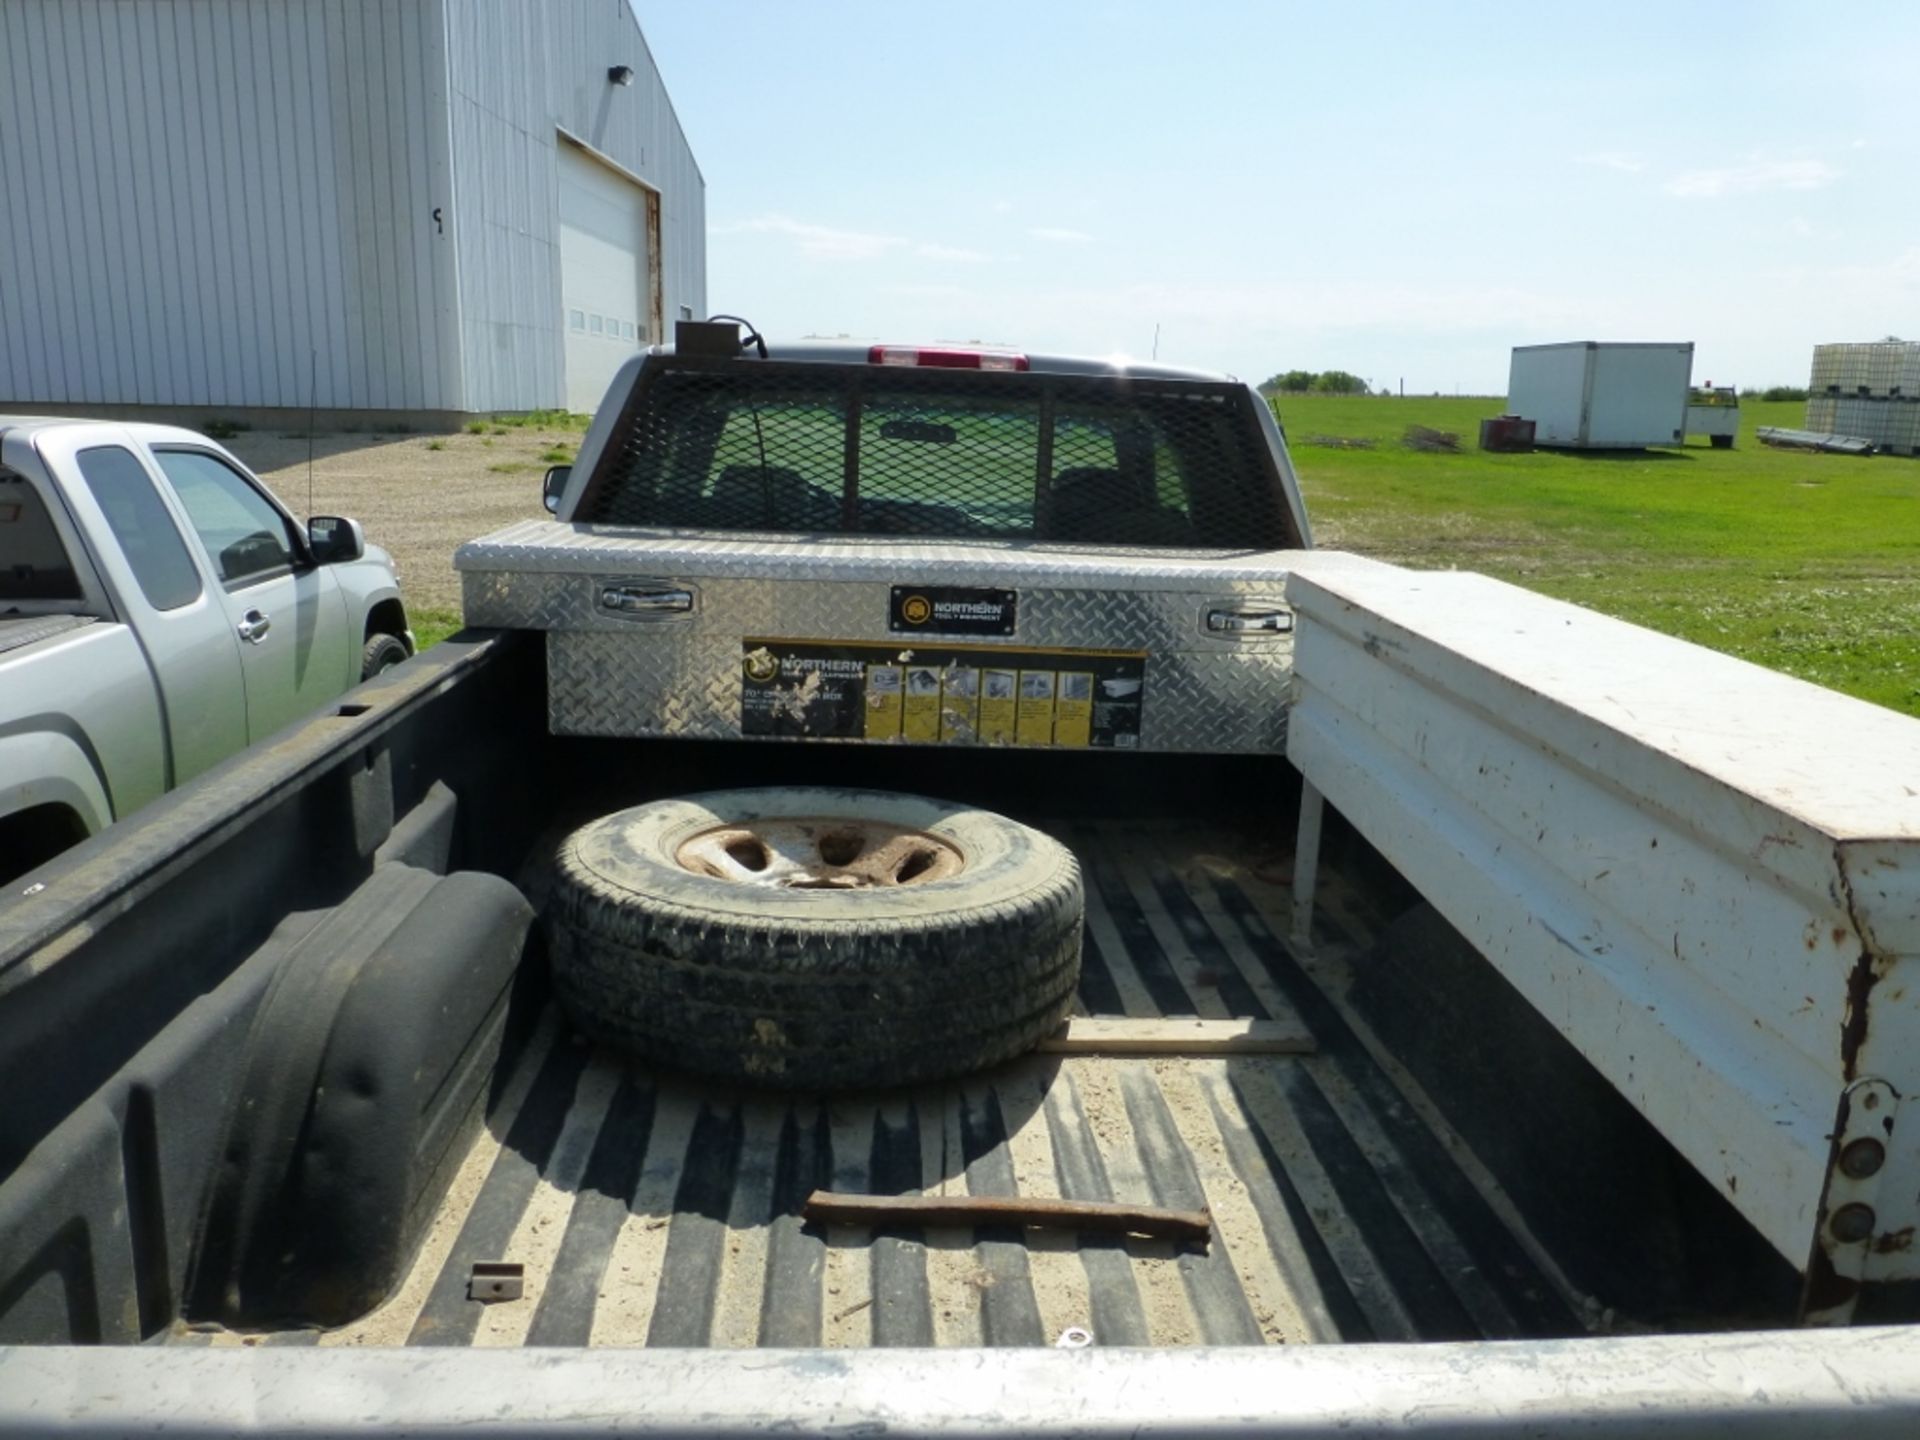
674;338;1239;386
0;415;229;448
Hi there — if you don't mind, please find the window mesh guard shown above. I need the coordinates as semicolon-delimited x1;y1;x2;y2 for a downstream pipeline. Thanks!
580;363;1291;548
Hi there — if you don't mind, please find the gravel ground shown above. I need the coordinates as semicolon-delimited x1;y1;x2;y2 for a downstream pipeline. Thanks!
228;421;583;634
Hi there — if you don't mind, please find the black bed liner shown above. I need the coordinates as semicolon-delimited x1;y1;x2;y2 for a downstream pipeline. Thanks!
182;820;1580;1350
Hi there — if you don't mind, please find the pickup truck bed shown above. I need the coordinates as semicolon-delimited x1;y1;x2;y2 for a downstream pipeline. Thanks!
10;333;1920;1429
173;807;1578;1352
7;615;1917;1429
0;614;94;658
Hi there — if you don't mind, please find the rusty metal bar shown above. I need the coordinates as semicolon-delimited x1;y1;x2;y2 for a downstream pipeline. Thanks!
1291;779;1324;956
802;1190;1212;1245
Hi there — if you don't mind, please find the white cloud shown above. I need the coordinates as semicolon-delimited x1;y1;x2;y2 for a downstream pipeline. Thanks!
1577;151;1645;173
991;199;1013;214
1664;156;1839;198
718;214;905;261
1030;227;1093;243
915;243;992;263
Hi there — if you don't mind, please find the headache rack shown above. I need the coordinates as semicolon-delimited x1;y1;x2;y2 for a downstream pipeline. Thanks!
567;356;1300;550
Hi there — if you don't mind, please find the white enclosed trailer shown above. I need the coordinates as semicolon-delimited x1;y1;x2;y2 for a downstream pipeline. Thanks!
1508;342;1694;449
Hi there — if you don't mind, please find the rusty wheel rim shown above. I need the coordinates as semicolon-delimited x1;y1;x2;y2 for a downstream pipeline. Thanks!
675;817;965;889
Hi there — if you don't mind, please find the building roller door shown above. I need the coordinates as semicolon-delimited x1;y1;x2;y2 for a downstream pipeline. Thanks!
559;142;657;414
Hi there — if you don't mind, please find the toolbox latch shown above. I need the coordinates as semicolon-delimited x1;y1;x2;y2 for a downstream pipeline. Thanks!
1206;607;1293;635
600;584;694;616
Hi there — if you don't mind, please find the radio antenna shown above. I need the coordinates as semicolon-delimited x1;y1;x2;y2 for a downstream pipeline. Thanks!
306;348;317;516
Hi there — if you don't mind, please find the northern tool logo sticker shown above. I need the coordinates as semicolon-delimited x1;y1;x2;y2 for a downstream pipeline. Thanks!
889;586;1017;637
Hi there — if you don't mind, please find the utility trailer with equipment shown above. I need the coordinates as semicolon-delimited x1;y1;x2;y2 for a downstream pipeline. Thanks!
2;326;1918;1436
1684;384;1739;447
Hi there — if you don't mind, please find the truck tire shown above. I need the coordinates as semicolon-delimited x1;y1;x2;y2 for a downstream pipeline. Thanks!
544;787;1082;1090
361;633;411;680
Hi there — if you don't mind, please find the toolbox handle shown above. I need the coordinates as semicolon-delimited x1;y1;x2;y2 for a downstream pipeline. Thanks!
1206;607;1293;635
601;585;694;615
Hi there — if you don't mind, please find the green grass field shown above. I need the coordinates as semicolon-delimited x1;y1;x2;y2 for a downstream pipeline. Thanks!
411;606;465;652
416;396;1920;717
1275;395;1920;717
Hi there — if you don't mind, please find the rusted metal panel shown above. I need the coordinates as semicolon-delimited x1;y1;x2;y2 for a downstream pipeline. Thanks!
1283;556;1920;1302
1477;415;1536;452
1758;425;1875;456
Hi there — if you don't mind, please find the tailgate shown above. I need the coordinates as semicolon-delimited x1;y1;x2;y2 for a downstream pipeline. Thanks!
458;522;1316;754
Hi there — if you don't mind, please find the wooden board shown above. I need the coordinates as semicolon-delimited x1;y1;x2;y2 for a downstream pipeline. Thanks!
803;1190;1212;1245
1036;1016;1314;1056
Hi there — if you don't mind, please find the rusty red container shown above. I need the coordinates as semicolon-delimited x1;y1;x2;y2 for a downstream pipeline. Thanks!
1479;415;1537;452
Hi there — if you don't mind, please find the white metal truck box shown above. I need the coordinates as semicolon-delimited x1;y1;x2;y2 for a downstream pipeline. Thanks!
1285;558;1920;1309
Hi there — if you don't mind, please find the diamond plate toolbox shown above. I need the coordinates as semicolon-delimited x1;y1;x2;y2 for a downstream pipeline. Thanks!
457;521;1317;754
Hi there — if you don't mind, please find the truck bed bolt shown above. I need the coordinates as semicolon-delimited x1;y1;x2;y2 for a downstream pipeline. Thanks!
1829;1203;1876;1245
1840;1138;1886;1179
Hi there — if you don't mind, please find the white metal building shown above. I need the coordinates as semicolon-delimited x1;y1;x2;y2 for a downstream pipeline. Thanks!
0;0;705;421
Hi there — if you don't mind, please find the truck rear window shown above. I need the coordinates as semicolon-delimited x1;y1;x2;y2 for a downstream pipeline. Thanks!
75;447;204;612
0;470;82;602
577;362;1295;548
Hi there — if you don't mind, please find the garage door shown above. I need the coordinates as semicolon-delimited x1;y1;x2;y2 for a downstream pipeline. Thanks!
559;143;656;415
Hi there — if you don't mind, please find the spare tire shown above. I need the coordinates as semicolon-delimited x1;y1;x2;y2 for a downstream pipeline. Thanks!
544;787;1083;1090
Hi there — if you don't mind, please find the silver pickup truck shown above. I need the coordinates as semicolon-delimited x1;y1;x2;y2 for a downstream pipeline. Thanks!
0;418;411;884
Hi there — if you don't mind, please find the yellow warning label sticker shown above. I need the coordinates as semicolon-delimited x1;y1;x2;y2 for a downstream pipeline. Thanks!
1016;670;1057;746
978;668;1019;745
863;665;903;739
1053;671;1095;748
902;664;942;742
940;666;981;742
741;639;1145;749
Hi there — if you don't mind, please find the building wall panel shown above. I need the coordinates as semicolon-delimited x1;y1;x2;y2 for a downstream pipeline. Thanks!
0;0;700;416
0;0;460;412
446;0;705;413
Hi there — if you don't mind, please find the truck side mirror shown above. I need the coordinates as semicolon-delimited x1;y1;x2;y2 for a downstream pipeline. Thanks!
543;466;571;515
307;515;365;564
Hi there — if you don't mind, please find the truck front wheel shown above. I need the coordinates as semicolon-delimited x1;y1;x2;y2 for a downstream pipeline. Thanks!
542;787;1083;1090
361;633;411;680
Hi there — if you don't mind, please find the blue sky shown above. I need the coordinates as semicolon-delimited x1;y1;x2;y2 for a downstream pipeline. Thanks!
636;2;1919;394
